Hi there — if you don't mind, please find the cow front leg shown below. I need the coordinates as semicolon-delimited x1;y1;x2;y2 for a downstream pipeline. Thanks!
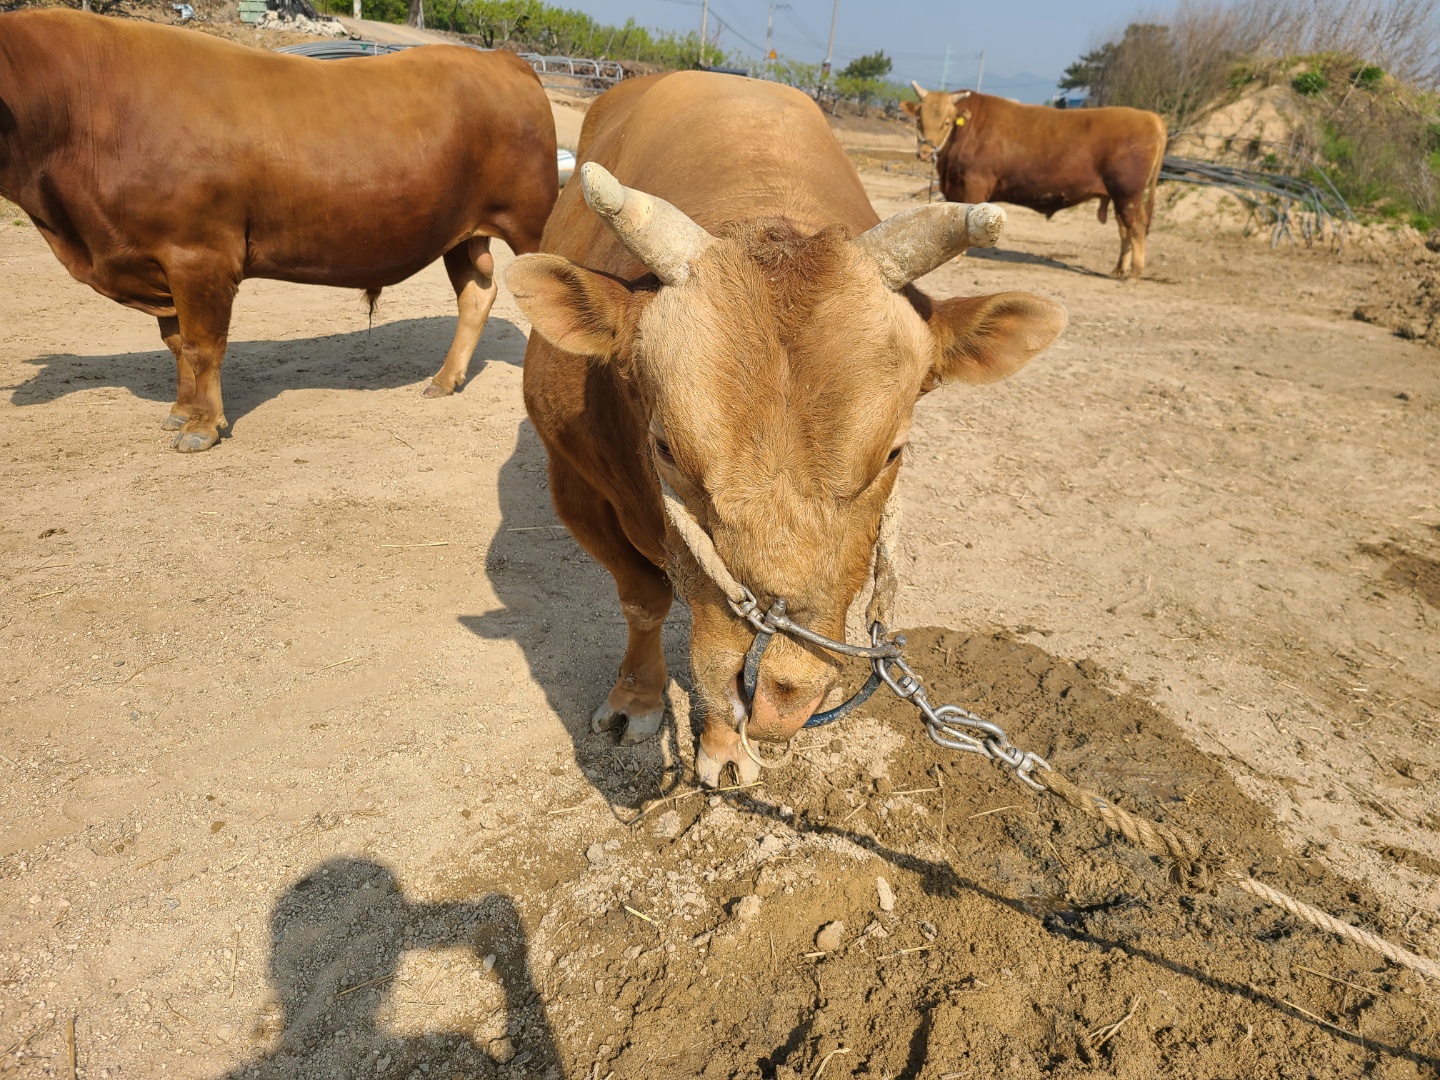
168;274;236;452
157;315;194;431
425;237;498;398
550;463;674;745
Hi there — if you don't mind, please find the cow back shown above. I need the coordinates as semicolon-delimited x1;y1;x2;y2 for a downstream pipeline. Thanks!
542;72;877;278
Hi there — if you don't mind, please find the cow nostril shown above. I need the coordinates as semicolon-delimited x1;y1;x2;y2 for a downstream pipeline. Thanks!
767;679;797;700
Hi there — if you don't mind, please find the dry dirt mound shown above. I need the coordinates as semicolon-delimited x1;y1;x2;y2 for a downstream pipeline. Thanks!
385;629;1437;1080
1170;81;1307;161
1354;259;1440;348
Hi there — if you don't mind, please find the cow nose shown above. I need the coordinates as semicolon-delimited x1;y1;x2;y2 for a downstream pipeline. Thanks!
750;677;828;740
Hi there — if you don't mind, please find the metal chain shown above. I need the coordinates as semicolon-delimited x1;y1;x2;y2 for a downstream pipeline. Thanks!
730;592;1053;792
867;628;1052;792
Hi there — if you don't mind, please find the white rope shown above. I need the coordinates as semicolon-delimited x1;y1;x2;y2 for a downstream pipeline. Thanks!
1234;875;1440;982
657;477;751;607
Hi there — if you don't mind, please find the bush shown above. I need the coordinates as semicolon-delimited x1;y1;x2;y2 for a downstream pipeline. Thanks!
1292;68;1328;94
1355;63;1385;85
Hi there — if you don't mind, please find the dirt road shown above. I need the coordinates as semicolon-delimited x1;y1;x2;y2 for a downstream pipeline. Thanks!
1;154;1437;1078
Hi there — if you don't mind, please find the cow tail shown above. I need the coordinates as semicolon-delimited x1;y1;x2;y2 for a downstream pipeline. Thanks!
1143;130;1165;234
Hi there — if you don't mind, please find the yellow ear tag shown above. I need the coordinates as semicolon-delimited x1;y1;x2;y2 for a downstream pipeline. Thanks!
955;117;965;126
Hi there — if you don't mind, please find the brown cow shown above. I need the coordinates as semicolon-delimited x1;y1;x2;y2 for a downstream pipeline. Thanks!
508;72;1066;785
0;11;557;450
903;85;1166;279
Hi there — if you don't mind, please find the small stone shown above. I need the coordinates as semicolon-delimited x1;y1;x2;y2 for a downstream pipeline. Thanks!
603;838;621;851
708;796;721;807
757;834;784;857
876;876;895;913
919;920;938;941
624;944;643;961
652;809;684;839
482;953;497;973
488;1038;516;1064
585;843;608;867
778;804;795;818
815;920;845;952
735;895;762;923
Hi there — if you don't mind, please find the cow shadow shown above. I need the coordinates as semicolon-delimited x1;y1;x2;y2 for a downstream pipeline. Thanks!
965;246;1110;278
219;857;560;1080
5;314;527;430
457;421;693;814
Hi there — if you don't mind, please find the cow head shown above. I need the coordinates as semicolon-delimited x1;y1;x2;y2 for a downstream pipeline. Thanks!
902;82;973;163
509;163;1065;783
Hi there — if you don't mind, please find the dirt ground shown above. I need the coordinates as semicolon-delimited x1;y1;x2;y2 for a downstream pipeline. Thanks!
3;98;1440;1078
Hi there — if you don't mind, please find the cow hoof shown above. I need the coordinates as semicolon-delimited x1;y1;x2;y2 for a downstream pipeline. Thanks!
619;709;663;746
695;742;760;787
591;702;623;734
421;382;453;399
591;701;664;744
161;414;187;431
172;431;217;453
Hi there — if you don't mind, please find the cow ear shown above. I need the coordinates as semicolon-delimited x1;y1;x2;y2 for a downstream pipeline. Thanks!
923;291;1067;389
900;100;919;117
507;254;638;359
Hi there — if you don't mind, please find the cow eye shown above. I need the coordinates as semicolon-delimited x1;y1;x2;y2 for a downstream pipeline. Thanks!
886;446;903;464
654;437;674;462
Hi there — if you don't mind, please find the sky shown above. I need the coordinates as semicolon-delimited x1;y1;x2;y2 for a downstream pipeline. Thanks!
562;0;1177;102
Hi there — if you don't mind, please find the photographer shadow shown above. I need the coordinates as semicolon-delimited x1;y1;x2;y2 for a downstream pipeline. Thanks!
221;857;559;1080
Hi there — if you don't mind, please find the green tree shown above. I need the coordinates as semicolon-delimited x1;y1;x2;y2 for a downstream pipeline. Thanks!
840;50;892;81
1058;42;1116;93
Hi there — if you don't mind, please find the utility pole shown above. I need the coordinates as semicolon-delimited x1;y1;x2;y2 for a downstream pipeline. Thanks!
698;0;709;68
352;0;360;17
765;1;789;67
821;0;838;80
976;49;986;91
939;43;951;91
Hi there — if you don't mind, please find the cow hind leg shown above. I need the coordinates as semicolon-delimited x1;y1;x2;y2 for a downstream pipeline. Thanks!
1128;211;1149;280
1112;198;1140;279
551;462;673;746
168;273;236;452
424;237;497;398
158;315;194;431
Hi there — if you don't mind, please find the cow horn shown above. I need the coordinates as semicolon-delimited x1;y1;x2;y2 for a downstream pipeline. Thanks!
853;202;1006;290
910;80;929;99
580;162;715;287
